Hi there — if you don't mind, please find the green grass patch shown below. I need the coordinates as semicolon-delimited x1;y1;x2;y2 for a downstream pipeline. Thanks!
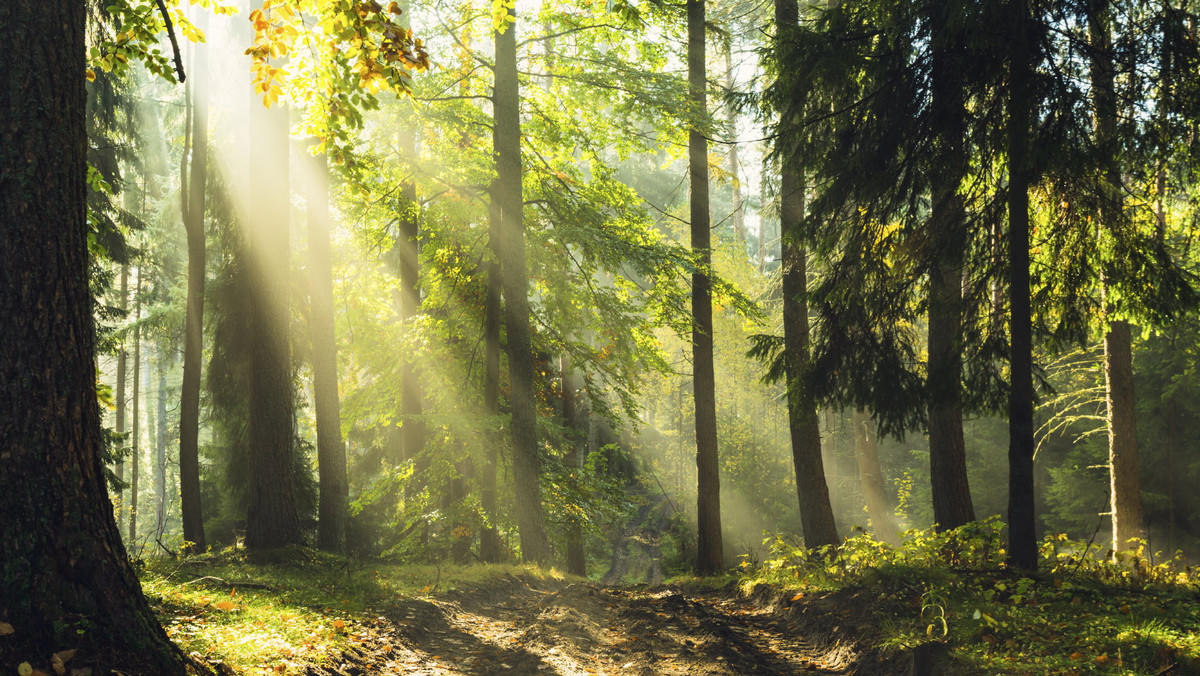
140;547;566;674
740;518;1200;674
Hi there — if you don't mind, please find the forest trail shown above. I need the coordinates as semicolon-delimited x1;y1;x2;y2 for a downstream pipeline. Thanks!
302;575;908;676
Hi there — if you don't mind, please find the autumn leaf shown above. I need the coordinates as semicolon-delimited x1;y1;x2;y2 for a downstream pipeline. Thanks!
0;622;13;635
215;601;237;611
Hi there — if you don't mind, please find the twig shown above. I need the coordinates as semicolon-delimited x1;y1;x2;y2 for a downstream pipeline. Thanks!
154;0;187;83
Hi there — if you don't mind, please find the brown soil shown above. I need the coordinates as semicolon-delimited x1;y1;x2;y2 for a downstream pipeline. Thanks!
303;575;918;676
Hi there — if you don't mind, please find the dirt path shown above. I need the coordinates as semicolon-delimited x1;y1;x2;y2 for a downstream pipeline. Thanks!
304;576;909;676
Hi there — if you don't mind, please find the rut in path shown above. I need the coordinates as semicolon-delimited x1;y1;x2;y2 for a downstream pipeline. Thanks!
303;577;902;676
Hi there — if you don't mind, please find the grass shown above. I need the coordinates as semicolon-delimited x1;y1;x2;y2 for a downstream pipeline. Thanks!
140;547;564;674
740;518;1200;674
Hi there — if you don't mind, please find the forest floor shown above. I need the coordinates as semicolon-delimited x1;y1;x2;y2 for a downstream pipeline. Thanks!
146;560;907;676
296;574;902;676
140;528;1200;676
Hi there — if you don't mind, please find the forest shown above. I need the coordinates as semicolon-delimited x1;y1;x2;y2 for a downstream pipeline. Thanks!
5;0;1200;673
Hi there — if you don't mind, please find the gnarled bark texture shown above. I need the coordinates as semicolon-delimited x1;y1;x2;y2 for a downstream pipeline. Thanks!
0;0;190;671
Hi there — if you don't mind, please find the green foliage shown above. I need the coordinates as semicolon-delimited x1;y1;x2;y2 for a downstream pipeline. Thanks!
743;520;1200;673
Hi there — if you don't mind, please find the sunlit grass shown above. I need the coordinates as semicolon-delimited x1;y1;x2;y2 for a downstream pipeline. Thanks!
141;548;566;674
737;521;1200;674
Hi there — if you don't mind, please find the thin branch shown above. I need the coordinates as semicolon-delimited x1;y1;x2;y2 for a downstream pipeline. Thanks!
154;0;187;83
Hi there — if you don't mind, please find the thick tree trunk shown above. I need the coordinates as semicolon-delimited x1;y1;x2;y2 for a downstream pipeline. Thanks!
1006;0;1038;571
309;148;348;553
0;0;190;669
494;5;550;563
927;4;976;531
179;16;209;554
1087;0;1146;556
854;409;900;545
776;0;839;549
245;97;302;550
689;0;725;574
479;247;504;562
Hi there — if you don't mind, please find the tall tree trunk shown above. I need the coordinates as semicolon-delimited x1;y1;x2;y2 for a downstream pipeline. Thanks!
854;409;899;545
179;13;209;554
1088;0;1146;555
155;352;168;543
116;265;129;491
561;358;587;576
309;147;348;553
776;0;839;549
396;1;425;471
0;0;190;666
1006;0;1038;571
244;94;302;550
494;4;550;563
689;0;725;574
479;243;504;562
927;3;976;531
130;272;142;544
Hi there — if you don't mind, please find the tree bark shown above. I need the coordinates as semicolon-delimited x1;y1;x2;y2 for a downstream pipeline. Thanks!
309;147;348;553
1104;321;1144;552
396;1;425;471
479;244;504;562
155;353;168;543
854;409;900;545
927;3;976;531
244;95;302;550
1087;0;1146;555
689;0;725;574
561;358;587;577
493;5;550;563
116;265;129;492
130;271;142;544
776;0;839;549
0;0;190;668
179;13;209;554
1006;0;1038;571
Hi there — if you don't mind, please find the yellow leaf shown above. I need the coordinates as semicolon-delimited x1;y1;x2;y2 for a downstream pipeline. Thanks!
215;601;237;611
18;662;32;676
332;619;345;630
0;622;13;635
85;69;97;82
